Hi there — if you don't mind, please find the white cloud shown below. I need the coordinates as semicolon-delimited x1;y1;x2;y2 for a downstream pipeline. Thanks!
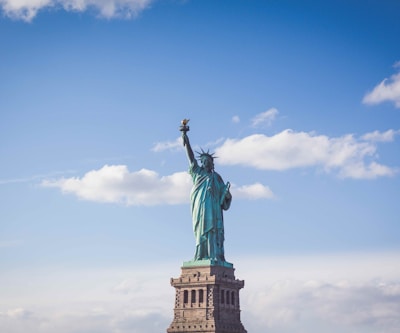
0;0;153;21
232;182;274;199
361;129;400;142
42;164;272;205
251;108;279;127
215;129;397;179
338;161;395;180
42;165;191;206
363;64;400;108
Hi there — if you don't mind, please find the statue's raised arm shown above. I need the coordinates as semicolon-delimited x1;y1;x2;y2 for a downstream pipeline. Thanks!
182;132;195;165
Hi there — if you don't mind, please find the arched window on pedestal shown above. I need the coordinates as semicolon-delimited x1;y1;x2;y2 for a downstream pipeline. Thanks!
199;289;204;303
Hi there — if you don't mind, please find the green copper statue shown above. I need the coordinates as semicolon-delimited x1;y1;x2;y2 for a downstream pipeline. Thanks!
180;120;232;263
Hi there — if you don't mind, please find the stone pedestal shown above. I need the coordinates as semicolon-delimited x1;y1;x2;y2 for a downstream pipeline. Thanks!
167;263;247;333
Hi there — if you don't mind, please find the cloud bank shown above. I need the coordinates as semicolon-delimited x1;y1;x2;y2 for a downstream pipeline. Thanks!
244;278;400;333
240;252;400;333
42;165;273;205
0;0;153;21
1;252;399;333
363;63;400;108
215;129;398;179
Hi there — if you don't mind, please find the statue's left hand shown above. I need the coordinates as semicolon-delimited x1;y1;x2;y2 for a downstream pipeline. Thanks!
221;182;232;205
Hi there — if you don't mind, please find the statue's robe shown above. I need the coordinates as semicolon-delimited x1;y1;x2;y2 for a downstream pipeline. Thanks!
189;161;231;261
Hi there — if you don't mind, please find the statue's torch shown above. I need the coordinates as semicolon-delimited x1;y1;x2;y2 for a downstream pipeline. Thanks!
180;118;190;134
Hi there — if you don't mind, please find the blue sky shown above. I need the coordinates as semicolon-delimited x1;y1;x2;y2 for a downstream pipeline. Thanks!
1;1;400;332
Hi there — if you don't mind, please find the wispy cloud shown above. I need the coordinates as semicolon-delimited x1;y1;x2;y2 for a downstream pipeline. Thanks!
152;137;225;154
151;137;182;152
0;0;154;22
361;129;400;142
215;129;398;179
42;165;272;205
251;108;279;127
0;170;76;186
232;115;240;123
363;62;400;108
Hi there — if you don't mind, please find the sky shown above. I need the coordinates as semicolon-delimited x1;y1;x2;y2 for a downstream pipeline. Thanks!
1;0;400;332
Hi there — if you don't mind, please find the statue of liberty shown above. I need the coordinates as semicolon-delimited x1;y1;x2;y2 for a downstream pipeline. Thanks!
180;120;232;263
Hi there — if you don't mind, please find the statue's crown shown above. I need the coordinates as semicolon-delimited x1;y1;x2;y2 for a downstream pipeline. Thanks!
196;148;216;162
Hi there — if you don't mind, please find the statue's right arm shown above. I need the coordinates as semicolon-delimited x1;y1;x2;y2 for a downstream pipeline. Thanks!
182;133;195;165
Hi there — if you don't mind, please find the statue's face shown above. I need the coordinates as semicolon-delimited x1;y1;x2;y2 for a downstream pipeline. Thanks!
202;156;214;171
